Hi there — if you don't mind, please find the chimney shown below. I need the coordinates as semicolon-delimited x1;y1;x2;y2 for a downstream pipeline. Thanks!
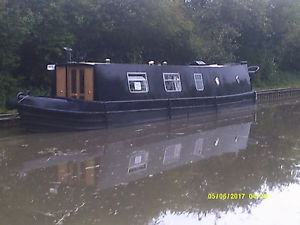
63;47;72;63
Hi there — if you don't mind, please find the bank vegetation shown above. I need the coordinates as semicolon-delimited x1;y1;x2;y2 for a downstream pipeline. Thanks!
1;0;300;111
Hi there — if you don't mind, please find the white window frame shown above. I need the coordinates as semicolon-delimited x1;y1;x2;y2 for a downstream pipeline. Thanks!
163;73;182;92
127;72;149;93
194;73;204;91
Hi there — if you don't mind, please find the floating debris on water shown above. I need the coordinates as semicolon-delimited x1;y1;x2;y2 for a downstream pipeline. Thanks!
85;165;100;170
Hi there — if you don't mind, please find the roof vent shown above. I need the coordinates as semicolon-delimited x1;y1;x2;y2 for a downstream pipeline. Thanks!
162;61;168;65
148;61;154;65
190;60;206;66
105;58;111;64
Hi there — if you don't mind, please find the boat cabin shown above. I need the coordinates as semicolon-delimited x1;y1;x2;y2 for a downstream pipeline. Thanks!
53;62;252;102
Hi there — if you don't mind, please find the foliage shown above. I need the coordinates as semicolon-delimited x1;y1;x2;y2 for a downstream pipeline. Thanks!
0;0;300;111
253;71;300;90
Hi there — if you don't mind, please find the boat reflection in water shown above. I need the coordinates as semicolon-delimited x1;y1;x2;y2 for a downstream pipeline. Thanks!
20;107;254;190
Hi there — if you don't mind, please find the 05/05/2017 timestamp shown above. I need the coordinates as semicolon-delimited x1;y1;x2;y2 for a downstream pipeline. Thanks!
207;193;268;200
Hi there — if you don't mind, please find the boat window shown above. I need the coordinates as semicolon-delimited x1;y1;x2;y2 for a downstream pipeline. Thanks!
193;138;204;156
215;77;220;86
127;72;149;93
71;69;77;93
194;73;204;91
163;73;182;92
235;75;240;84
128;151;149;174
80;70;85;93
163;144;182;165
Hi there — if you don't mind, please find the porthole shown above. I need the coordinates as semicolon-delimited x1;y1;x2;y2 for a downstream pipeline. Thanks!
215;77;220;86
214;138;220;146
235;75;240;84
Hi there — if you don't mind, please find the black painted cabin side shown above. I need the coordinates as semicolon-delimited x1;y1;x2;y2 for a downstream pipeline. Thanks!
93;63;252;102
50;62;254;116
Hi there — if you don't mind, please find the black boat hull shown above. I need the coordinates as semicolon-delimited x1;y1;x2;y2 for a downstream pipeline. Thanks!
16;91;256;131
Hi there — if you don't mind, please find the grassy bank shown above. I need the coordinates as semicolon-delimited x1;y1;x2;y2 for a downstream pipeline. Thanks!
253;71;300;90
0;108;16;114
0;108;6;114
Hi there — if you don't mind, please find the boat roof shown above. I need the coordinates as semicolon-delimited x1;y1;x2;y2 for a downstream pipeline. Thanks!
55;61;243;68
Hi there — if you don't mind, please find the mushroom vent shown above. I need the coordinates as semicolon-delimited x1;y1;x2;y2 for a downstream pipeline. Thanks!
190;61;206;66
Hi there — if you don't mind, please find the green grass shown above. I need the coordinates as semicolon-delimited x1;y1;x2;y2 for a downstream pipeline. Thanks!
0;107;16;114
253;71;300;90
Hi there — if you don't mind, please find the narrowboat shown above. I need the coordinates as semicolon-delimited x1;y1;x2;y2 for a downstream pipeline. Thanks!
6;57;259;131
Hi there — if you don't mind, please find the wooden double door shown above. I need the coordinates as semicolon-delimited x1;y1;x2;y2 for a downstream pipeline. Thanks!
56;66;94;101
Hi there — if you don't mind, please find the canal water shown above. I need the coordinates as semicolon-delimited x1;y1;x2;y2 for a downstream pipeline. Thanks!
0;102;300;225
